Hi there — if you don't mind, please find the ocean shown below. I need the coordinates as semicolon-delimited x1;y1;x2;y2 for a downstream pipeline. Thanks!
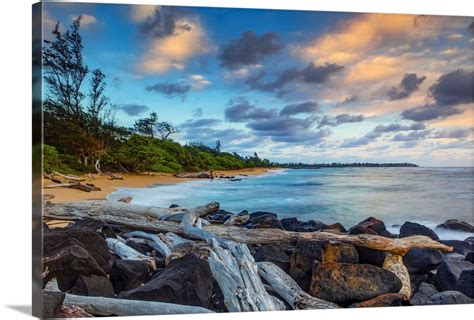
107;167;474;240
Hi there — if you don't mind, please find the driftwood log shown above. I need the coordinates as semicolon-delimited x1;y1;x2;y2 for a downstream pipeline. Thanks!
63;294;214;316
106;238;156;269
257;261;339;309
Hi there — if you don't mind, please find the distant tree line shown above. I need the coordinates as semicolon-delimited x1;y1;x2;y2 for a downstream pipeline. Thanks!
42;17;274;174
280;162;418;169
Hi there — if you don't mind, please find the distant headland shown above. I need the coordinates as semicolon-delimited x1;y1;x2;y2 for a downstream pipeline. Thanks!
280;162;419;169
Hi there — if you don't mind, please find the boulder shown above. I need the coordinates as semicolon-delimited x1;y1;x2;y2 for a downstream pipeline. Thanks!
444;253;466;261
44;229;110;271
350;217;391;238
323;223;347;233
253;244;290;273
69;275;115;297
465;252;474;263
456;269;474;298
348;293;402;308
42;291;65;318
403;248;444;273
399;221;439;240
410;282;439;306
289;240;326;291
436;219;474;233
120;254;213;308
435;260;474;291
309;262;402;304
244;211;284;229
323;242;358;264
43;244;106;292
280;217;326;232
440;240;472;255
427;291;474;305
110;260;151;294
207;209;234;224
409;273;430;296
349;226;385;267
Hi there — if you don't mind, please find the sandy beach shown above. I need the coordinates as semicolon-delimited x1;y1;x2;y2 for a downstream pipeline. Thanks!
43;168;276;203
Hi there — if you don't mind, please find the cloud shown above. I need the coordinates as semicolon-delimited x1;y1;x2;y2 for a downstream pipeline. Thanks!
246;62;343;95
373;122;426;133
401;69;473;121
340;131;382;148
318;114;365;128
431;129;471;139
225;97;277;122
116;103;149;116
447;33;464;40
387;73;426;100
401;104;464;122
218;31;283;68
429;69;473;106
179;118;222;128
393;130;429;141
345;55;403;83
72;14;98;27
279;101;320;116
136;8;209;74
192;108;203;118
131;5;158;22
188;74;211;89
145;82;191;100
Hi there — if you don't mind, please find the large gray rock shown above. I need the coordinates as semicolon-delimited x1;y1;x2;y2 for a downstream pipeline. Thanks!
427;291;474;305
119;254;213;308
403;248;444;273
456;269;474;298
309;262;402;304
253;244;290;273
399;221;439;240
289;240;326;291
440;240;472;255
110;260;151;294
410;282;439;306
436;219;474;233
69;275;115;297
435;259;474;291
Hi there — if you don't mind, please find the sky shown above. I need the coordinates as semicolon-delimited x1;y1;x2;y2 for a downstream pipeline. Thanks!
41;3;474;166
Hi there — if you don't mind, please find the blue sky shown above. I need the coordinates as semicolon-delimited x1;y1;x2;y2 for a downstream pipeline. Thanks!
42;3;473;166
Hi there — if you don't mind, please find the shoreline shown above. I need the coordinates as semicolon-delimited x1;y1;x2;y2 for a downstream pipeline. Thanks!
42;167;280;203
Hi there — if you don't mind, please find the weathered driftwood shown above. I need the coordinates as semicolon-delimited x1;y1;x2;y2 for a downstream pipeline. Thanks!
43;182;100;192
383;253;411;300
164;232;191;247
63;294;214;316
52;171;84;182
223;214;250;226
106;238;156;269
257;261;339;309
208;238;284;312
179;202;226;245
124;231;172;257
174;171;214;179
43;201;452;255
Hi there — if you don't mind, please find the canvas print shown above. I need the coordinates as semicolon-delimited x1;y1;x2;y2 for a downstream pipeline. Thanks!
33;1;474;318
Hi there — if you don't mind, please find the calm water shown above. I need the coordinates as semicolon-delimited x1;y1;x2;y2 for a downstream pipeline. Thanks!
108;167;474;239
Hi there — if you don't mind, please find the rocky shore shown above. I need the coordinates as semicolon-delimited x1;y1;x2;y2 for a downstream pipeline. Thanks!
42;201;474;317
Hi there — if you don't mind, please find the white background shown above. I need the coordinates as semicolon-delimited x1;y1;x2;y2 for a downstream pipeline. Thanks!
0;0;472;319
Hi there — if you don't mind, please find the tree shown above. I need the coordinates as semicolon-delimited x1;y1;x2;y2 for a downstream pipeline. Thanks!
156;121;178;140
134;112;159;137
215;140;221;152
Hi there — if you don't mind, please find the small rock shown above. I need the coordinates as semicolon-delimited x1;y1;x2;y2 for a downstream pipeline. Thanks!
436;219;474;233
69;275;115;297
309;262;402;304
120;254;213;308
110;260;151;294
42;291;65;318
403;248;444;273
349;293;402;308
169;203;181;208
440;240;472;255
435;259;474;291
399;221;439;240
254;244;290;273
350;217;392;238
427;291;474;305
456;269;474;298
289;240;327;291
323;242;358;264
410;282;439;306
280;217;326;232
118;196;133;203
207;209;234;224
244;211;284;229
323;223;347;233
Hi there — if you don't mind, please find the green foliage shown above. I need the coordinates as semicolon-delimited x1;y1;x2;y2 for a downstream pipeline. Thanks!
43;144;61;173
